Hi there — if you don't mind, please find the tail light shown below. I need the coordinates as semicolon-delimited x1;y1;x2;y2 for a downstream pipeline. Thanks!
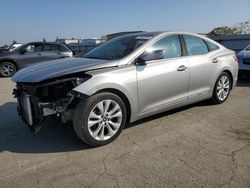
232;55;238;63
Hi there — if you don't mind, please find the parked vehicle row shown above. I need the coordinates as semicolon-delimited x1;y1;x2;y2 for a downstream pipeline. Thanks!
0;42;73;77
12;31;238;147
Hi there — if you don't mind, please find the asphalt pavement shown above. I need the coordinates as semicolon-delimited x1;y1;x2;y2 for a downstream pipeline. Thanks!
0;78;249;188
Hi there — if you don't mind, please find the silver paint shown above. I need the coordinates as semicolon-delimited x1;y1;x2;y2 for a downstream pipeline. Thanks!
12;31;239;124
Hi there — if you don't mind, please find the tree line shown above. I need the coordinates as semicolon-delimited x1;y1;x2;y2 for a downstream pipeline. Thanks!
208;19;250;35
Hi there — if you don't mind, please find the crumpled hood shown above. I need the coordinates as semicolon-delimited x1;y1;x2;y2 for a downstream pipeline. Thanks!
12;57;118;83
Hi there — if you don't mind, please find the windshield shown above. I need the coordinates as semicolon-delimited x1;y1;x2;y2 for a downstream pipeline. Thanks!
82;35;150;60
12;44;25;52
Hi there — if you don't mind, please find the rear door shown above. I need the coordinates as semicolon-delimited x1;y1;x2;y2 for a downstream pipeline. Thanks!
182;35;219;100
40;44;63;61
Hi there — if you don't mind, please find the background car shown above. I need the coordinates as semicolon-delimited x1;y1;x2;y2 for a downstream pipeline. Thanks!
0;42;73;77
237;44;250;78
0;46;9;55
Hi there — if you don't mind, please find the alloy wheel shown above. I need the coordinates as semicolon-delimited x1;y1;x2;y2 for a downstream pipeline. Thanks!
87;99;122;141
0;62;16;77
216;75;230;101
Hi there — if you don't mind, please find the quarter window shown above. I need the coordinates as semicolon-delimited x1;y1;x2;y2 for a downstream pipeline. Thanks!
147;35;182;59
60;45;71;52
183;35;208;56
206;41;219;51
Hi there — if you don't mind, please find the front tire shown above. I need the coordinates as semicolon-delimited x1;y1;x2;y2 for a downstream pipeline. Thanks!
211;72;232;104
0;62;17;77
73;92;127;147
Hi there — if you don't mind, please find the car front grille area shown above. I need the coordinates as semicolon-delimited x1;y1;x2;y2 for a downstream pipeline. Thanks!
243;59;250;65
14;85;44;128
19;91;33;125
14;83;77;129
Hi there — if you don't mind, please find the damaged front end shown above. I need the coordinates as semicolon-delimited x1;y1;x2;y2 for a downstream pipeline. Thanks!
13;76;90;132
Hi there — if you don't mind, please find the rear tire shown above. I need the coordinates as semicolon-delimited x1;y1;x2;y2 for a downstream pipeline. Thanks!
73;92;127;147
0;62;17;77
211;72;232;104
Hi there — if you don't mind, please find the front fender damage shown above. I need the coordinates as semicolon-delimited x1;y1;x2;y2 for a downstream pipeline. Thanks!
13;75;90;133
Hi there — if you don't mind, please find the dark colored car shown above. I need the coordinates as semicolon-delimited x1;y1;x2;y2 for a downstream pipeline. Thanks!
0;48;9;55
237;44;250;78
0;42;73;77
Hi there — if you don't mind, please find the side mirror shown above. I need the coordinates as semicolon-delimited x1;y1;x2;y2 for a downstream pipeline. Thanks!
136;50;164;65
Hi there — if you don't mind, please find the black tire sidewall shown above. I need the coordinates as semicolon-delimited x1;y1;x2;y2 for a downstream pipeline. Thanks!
73;92;127;147
212;72;232;104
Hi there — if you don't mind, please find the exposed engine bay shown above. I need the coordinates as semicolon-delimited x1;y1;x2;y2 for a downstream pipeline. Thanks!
13;75;90;132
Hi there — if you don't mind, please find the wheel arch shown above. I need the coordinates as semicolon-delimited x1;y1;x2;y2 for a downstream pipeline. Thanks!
221;69;234;90
94;88;132;124
0;59;18;70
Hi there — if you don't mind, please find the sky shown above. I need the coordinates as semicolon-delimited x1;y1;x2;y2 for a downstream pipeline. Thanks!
0;0;250;45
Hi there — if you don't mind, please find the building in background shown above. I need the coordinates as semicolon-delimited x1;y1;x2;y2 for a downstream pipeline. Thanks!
56;38;83;44
81;38;102;46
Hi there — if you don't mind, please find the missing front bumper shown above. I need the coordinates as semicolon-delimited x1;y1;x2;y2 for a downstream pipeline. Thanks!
15;88;76;132
19;92;33;126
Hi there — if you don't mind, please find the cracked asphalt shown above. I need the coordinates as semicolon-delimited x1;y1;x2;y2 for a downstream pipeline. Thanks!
0;77;250;188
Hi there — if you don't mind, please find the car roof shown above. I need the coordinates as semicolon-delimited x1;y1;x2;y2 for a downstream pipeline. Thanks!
118;31;208;38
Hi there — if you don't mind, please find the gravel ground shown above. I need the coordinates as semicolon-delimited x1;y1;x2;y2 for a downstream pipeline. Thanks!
0;77;249;188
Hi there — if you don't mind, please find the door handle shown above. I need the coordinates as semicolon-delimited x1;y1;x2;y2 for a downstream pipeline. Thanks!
212;58;219;63
177;65;188;71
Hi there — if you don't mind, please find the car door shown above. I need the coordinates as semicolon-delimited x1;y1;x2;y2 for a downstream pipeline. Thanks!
136;35;189;115
40;44;63;61
182;35;218;100
15;43;45;67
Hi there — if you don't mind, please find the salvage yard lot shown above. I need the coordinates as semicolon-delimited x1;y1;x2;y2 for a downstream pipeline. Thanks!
0;78;250;188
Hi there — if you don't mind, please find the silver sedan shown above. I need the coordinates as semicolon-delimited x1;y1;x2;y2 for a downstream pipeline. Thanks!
12;31;239;147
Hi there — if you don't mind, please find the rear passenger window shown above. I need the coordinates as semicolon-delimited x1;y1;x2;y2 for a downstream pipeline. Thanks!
51;45;59;51
148;35;182;59
44;44;59;52
183;35;208;56
206;41;219;51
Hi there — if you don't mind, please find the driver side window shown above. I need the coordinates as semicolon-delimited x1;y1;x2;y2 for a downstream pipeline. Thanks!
25;44;42;53
147;35;182;59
